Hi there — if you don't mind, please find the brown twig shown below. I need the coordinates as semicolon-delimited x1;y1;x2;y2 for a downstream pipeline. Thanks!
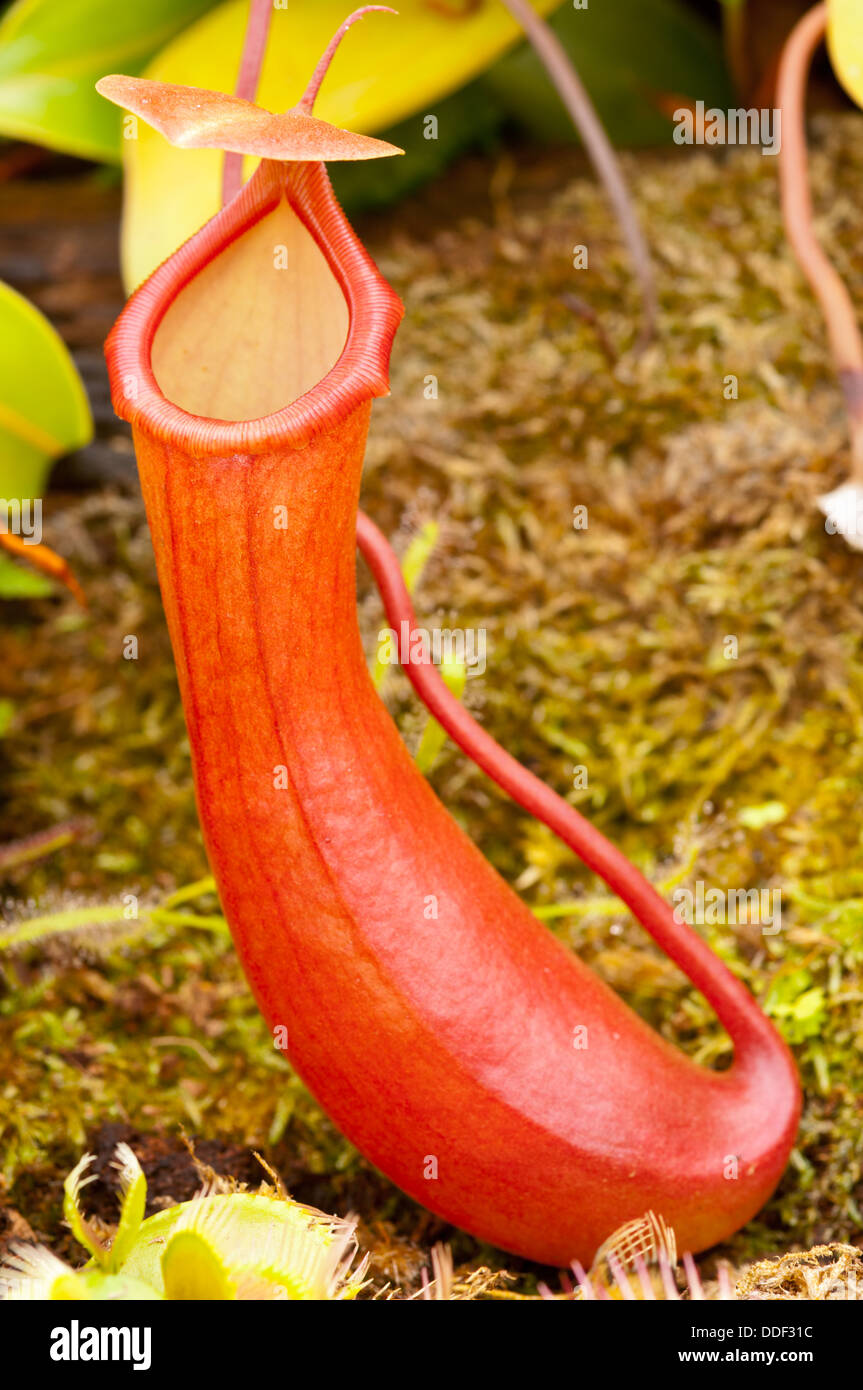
777;2;863;480
499;0;658;348
560;291;617;365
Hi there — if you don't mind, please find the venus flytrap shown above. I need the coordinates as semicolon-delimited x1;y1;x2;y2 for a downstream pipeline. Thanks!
121;1191;367;1301
537;1210;732;1302
63;1143;146;1275
2;1144;162;1300
1;1145;366;1301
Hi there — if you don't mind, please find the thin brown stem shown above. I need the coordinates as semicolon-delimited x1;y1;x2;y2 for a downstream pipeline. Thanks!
499;0;658;347
777;2;863;478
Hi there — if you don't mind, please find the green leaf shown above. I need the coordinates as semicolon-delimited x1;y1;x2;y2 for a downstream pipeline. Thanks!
399;519;441;596
480;0;732;147
0;553;54;599
0;281;92;501
415;657;467;776
0;0;216;160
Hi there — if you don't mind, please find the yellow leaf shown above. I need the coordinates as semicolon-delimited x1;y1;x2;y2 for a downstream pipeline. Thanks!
827;0;863;107
0;281;91;499
118;0;563;289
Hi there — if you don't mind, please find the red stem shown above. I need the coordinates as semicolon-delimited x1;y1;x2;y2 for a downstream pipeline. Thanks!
777;2;863;479
222;0;274;204
356;511;784;1071
298;6;397;113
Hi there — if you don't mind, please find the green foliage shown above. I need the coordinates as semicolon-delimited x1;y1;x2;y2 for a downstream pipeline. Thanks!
0;895;227;952
0;556;53;599
0;0;215;159
372;520;440;693
481;0;731;147
764;971;828;1045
